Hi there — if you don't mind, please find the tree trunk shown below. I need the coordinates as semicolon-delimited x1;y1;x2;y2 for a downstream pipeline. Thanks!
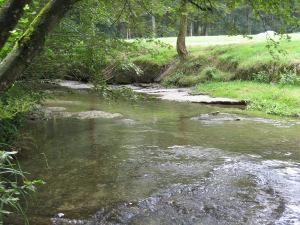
0;0;80;92
201;22;208;36
193;21;200;36
151;15;156;37
176;0;188;60
247;7;252;35
190;21;193;36
0;0;32;49
118;22;126;38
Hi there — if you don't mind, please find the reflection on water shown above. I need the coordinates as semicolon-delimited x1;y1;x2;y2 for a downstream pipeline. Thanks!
9;90;300;225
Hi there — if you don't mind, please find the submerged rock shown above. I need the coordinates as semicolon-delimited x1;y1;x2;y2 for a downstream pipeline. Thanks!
192;112;297;127
58;111;123;119
42;107;123;120
133;87;245;105
57;80;93;89
192;112;242;125
46;107;67;112
62;110;122;119
120;118;137;125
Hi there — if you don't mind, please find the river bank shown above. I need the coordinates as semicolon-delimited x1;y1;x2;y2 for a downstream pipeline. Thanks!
56;80;245;105
57;79;300;119
155;35;300;117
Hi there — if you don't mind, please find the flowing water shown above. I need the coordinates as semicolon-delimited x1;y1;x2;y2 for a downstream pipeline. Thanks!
8;89;300;225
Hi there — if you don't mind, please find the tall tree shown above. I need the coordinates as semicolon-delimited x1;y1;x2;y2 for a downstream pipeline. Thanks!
0;0;32;49
0;0;80;92
177;0;188;59
176;0;213;60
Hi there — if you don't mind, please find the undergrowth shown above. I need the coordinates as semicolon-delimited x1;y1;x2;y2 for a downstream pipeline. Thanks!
0;83;45;224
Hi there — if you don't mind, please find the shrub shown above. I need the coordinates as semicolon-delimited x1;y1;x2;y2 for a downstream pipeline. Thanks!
119;61;143;76
0;83;45;223
279;68;300;85
200;66;229;82
253;70;272;83
0;151;44;224
162;72;184;87
178;75;203;87
0;83;45;147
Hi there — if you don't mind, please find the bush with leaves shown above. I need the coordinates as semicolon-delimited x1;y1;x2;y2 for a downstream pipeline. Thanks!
253;70;272;83
0;83;45;224
162;72;184;87
0;83;45;147
279;68;300;85
0;151;44;225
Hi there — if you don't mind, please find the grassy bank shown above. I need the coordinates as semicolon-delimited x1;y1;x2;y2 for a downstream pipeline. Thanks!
155;33;300;117
161;35;300;86
195;81;300;117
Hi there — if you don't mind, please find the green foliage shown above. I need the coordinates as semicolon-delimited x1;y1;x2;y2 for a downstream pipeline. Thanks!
158;35;300;86
0;151;44;225
0;0;7;7
279;68;300;85
0;83;44;120
92;74;141;101
0;83;45;224
177;75;203;87
206;39;300;80
0;1;47;60
163;72;184;87
0;83;45;146
23;1;175;83
119;61;143;76
253;70;272;83
199;66;229;82
163;64;233;87
129;39;176;65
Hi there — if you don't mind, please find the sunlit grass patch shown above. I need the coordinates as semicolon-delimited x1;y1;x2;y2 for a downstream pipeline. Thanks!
195;81;300;117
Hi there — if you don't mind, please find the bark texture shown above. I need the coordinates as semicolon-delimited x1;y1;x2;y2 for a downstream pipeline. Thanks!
176;0;188;60
0;0;80;92
0;0;31;49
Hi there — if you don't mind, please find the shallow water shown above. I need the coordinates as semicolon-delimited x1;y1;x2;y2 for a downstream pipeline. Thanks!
9;90;300;225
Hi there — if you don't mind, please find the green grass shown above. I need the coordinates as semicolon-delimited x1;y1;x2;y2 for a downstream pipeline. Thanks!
158;32;300;81
158;32;300;47
207;39;300;76
195;81;300;117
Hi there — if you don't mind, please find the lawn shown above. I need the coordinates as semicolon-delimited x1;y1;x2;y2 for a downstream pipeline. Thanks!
158;32;300;47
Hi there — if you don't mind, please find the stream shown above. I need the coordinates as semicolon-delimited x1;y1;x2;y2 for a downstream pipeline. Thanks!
8;87;300;225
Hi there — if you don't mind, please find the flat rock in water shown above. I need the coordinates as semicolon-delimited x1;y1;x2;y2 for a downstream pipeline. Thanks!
44;107;123;119
121;118;137;125
46;107;67;112
57;80;93;89
192;112;298;127
133;88;244;105
192;112;242;125
59;111;123;119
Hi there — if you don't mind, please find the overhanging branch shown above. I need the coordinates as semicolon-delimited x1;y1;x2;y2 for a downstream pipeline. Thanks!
187;0;213;11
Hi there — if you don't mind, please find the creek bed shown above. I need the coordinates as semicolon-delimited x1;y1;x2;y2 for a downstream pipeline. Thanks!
8;88;300;225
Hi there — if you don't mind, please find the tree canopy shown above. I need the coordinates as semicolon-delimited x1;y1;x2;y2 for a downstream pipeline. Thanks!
0;0;299;90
